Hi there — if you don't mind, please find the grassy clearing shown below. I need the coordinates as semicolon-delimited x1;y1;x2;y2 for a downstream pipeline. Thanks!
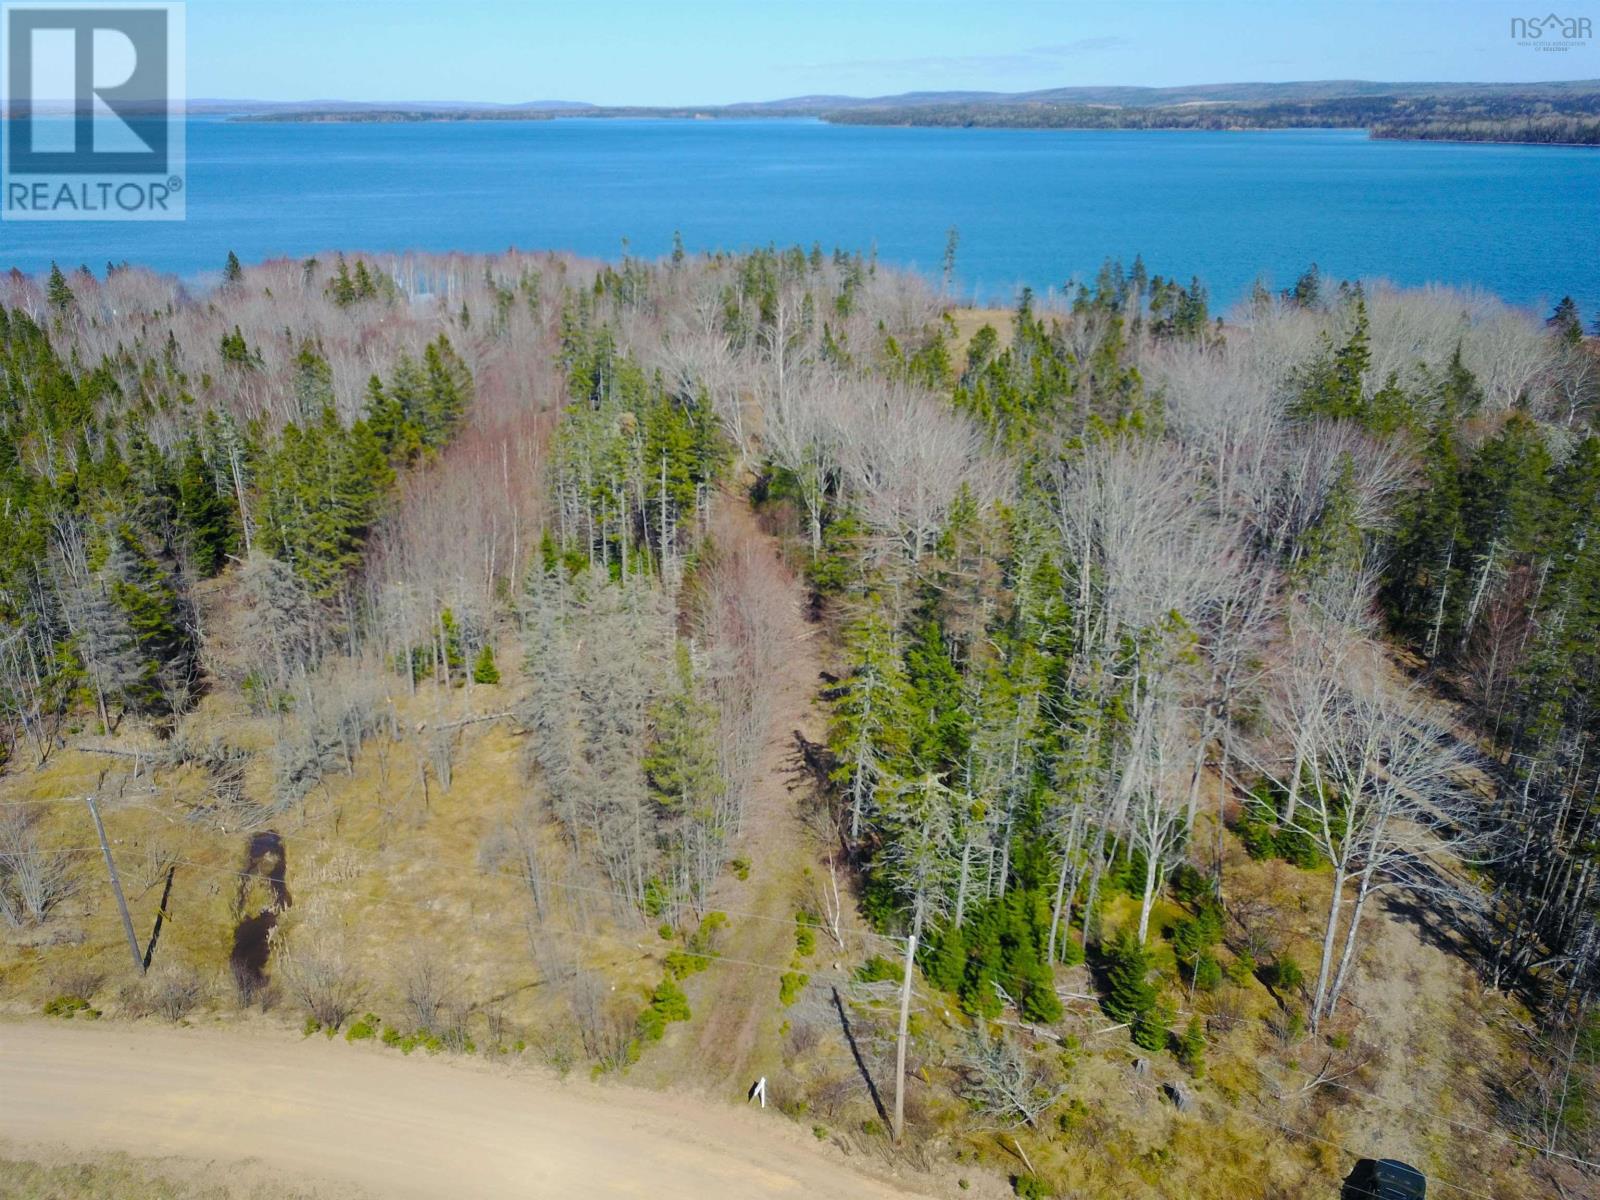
0;1149;341;1199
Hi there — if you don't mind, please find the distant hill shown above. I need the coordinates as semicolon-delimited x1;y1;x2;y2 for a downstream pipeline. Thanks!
714;78;1600;113
201;81;1600;144
190;98;594;118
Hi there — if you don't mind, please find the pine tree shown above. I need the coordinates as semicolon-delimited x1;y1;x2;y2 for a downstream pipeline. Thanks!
1433;344;1485;421
643;643;723;814
1457;412;1552;644
1103;928;1162;1050
1294;297;1370;420
420;336;471;449
829;603;912;839
46;263;74;314
220;326;256;369
1547;296;1584;345
1178;1015;1206;1077
1285;263;1322;309
293;343;335;419
1296;455;1365;578
472;643;500;685
176;436;233;575
223;251;244;286
327;255;356;306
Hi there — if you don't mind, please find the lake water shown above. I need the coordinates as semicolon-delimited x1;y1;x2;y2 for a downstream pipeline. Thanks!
2;117;1596;313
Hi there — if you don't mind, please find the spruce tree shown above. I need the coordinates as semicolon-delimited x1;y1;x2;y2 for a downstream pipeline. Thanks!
223;251;244;286
176;436;233;575
472;643;500;685
643;644;723;814
1548;296;1584;345
1178;1015;1206;1077
1104;928;1161;1050
47;263;74;314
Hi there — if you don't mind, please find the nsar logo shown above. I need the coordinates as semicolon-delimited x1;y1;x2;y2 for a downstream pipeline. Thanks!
1510;12;1593;50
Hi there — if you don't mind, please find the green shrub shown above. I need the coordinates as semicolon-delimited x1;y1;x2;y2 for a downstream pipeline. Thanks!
638;976;693;1042
665;949;711;979
381;1025;404;1047
1132;1006;1169;1053
1226;951;1257;987
346;1014;380;1042
730;857;751;881
795;916;817;959
651;977;691;1021
1234;779;1332;867
1264;957;1304;994
302;1016;322;1037
1169;863;1215;906
856;955;900;983
1012;1172;1051;1199
43;995;100;1020
636;1006;667;1042
686;911;727;955
642;877;669;917
1178;1015;1206;1077
779;971;809;1006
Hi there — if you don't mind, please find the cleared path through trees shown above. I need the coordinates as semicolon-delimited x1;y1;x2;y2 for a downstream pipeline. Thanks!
0;1020;929;1199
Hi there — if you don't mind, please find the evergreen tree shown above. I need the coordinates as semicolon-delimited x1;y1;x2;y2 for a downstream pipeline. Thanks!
1178;1015;1206;1077
1548;296;1584;345
829;602;910;839
1456;412;1552;644
1285;263;1322;309
223;251;244;286
176;436;233;576
1103;928;1162;1050
1294;297;1370;421
471;644;500;685
46;263;74;314
1385;420;1465;651
643;644;723;814
293;343;335;419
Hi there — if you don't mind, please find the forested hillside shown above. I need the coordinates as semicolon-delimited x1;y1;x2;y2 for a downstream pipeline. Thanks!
2;248;1598;1198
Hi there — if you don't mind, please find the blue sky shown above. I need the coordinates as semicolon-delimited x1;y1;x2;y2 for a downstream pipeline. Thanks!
185;1;1599;105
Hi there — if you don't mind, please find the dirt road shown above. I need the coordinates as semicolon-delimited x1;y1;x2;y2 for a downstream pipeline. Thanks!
1;1021;931;1199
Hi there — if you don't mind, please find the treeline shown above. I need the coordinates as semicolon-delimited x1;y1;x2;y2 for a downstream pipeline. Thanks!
824;93;1600;145
1372;115;1600;144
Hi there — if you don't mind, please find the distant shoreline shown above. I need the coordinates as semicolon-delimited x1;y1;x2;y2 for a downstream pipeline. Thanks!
221;110;1600;148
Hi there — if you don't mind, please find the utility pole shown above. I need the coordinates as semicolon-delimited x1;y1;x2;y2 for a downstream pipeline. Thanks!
87;787;144;977
892;926;918;1143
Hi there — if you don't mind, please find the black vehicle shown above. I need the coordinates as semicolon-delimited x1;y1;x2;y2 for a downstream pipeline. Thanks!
1343;1159;1427;1199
